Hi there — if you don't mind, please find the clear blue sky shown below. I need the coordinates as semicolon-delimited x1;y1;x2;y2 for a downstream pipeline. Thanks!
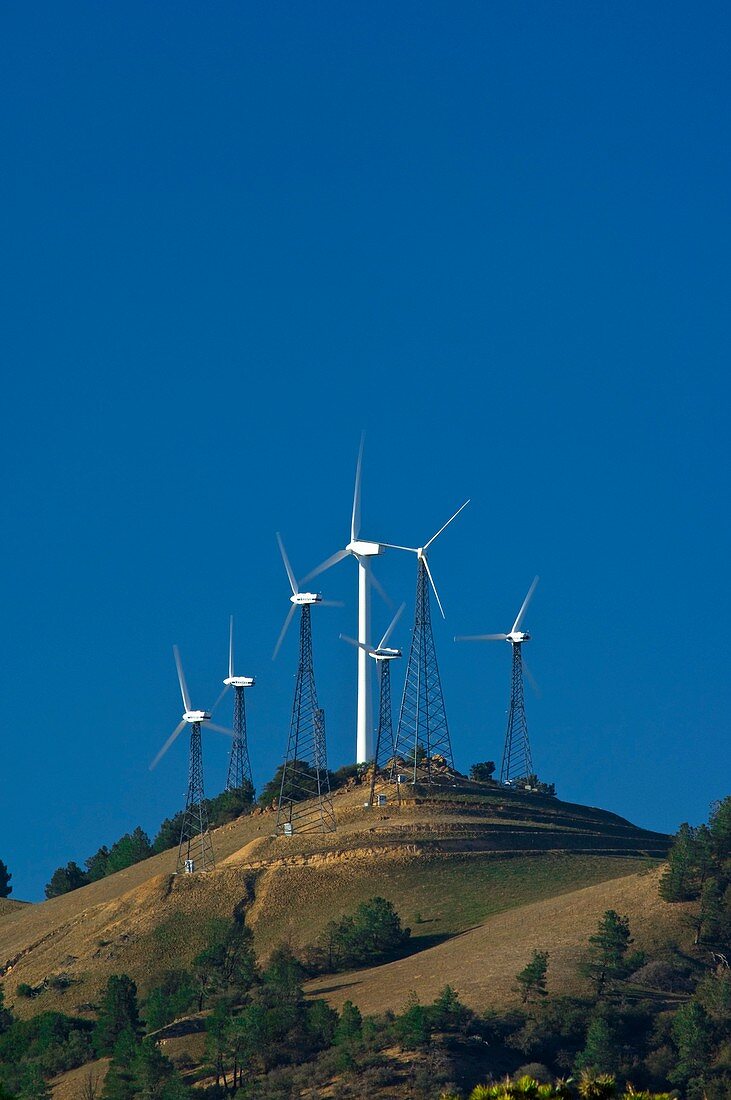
2;2;729;900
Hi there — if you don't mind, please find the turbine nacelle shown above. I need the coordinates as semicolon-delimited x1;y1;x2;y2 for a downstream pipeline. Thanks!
290;591;322;605
224;675;255;688
507;631;531;644
346;539;383;557
370;646;401;661
183;709;211;723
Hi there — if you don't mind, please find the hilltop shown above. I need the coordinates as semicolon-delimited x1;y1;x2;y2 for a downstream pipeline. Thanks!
0;780;671;1022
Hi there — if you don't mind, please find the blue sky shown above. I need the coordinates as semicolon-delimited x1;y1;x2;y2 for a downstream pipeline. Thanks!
2;2;729;900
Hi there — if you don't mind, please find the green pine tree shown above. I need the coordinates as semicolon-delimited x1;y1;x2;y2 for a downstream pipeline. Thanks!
95;975;142;1055
515;950;550;1003
0;860;12;899
582;911;632;997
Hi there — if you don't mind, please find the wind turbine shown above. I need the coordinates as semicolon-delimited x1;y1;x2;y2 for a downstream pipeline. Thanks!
340;602;405;805
149;646;232;873
455;575;539;786
382;499;470;783
273;534;339;834
221;616;255;795
301;434;390;765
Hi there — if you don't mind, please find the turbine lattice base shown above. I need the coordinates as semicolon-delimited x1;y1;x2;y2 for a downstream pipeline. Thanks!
393;558;454;785
227;686;254;795
177;722;215;873
499;643;534;784
277;606;337;834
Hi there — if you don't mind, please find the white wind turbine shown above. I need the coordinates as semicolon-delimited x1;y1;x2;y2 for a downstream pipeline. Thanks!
272;533;342;660
149;646;232;771
301;434;391;764
381;499;470;619
455;575;540;784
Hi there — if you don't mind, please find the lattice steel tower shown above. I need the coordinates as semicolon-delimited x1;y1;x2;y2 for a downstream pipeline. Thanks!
149;646;217;874
340;603;405;805
277;605;336;833
455;576;540;785
500;641;533;783
177;721;215;873
394;558;454;782
273;534;337;835
223;616;255;794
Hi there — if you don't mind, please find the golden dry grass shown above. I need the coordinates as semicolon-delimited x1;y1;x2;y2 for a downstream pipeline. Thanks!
0;783;669;1022
304;864;684;1014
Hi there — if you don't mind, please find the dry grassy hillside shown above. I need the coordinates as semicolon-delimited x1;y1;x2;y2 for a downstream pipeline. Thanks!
0;782;670;1021
305;863;686;1013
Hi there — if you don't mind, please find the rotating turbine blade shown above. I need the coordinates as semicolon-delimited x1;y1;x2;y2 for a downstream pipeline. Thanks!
208;722;235;737
210;684;230;715
276;532;298;596
173;645;192;713
370;569;393;608
454;633;509;642
228;615;234;680
272;603;297;660
511;575;540;634
351;431;365;542
320;599;345;607
522;653;542;698
300;548;349;584
423;499;470;552
340;632;375;655
149;720;186;771
378;601;406;649
423;557;446;619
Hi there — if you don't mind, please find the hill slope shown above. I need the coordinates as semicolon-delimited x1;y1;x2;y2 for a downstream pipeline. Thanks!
0;782;670;1019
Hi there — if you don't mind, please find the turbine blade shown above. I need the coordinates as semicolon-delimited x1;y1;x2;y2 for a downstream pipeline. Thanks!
454;633;508;642
211;684;230;715
378;602;406;649
522;652;542;698
272;603;297;660
320;599;345;607
423;499;470;552
379;542;418;553
173;645;192;713
351;431;365;542
300;548;349;584
149;720;186;771
208;722;235;737
423;558;446;619
276;532;298;596
339;632;373;654
511;575;540;634
228;614;234;680
370;569;393;608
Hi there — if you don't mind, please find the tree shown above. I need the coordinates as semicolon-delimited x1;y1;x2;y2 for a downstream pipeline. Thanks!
669;1001;713;1087
44;861;89;898
151;813;185;855
105;828;152;876
582;911;632;997
192;918;257;1010
326;896;410;968
144;971;196;1032
470;761;496;783
101;1028;138;1100
16;1063;51;1100
660;823;701;901
85;846;110;882
258;760;319;807
0;860;11;898
334;1000;362;1045
515;950;550;1003
132;1036;188;1098
94;975;141;1055
0;988;13;1036
575;1013;621;1075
